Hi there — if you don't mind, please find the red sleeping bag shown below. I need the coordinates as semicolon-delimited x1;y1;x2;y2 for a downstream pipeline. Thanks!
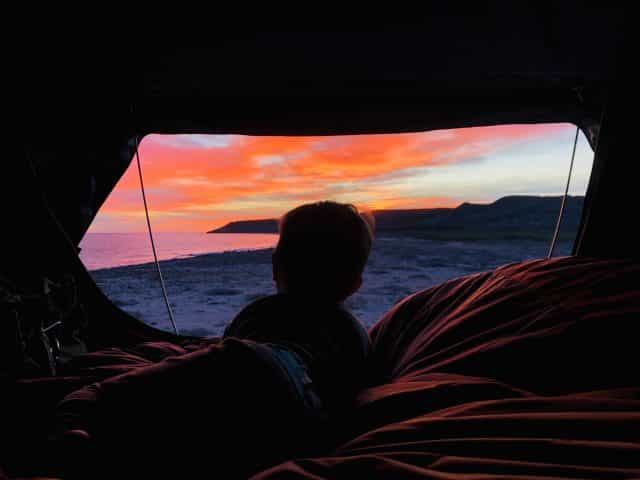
255;257;640;479
50;337;328;479
1;338;215;475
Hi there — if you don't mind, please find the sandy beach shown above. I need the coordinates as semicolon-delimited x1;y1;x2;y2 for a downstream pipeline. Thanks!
88;236;570;337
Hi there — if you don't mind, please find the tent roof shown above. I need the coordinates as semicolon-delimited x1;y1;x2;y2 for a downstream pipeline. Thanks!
20;5;624;138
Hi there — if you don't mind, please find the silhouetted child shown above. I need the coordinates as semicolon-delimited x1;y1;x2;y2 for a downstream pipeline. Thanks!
224;201;374;421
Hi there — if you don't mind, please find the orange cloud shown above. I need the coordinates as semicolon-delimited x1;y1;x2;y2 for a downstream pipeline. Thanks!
93;124;574;232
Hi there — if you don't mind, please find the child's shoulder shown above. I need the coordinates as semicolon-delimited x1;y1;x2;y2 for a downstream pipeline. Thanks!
331;304;371;357
225;293;314;337
224;293;366;340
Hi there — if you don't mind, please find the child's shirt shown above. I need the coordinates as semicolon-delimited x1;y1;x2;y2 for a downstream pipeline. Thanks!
223;293;371;414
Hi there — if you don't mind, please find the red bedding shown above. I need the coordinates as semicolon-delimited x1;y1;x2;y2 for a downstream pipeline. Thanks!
48;338;331;479
6;257;638;479
1;339;214;476
254;257;640;479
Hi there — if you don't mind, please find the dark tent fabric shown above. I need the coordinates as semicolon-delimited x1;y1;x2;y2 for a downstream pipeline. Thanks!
253;257;640;479
1;338;214;475
48;338;331;479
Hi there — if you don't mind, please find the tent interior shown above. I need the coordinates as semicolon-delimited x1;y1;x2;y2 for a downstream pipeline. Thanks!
2;5;639;479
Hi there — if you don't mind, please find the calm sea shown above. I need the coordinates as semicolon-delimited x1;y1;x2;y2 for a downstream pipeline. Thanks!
79;232;279;270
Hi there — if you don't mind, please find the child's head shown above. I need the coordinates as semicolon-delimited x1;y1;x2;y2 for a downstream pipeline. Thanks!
273;201;374;303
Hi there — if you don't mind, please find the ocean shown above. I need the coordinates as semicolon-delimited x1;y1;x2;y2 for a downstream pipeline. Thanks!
79;232;279;270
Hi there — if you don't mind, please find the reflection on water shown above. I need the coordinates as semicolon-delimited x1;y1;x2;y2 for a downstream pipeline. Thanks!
79;232;279;270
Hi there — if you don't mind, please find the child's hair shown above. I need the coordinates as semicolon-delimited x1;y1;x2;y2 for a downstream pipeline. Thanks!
275;201;374;302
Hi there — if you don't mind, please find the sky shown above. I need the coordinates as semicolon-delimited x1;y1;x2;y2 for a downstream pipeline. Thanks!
88;123;594;233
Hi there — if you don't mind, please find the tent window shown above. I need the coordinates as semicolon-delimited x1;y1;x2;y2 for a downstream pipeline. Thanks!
79;124;594;336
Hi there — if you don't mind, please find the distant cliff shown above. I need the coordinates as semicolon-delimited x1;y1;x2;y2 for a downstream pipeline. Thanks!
208;196;584;241
207;218;278;234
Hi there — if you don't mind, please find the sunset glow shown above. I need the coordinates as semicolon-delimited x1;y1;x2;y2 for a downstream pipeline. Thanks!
89;124;593;232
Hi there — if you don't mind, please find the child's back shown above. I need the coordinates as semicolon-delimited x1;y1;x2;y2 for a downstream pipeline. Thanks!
224;201;374;414
224;293;370;414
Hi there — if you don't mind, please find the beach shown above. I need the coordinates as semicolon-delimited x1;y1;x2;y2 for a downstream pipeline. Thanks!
87;236;570;337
